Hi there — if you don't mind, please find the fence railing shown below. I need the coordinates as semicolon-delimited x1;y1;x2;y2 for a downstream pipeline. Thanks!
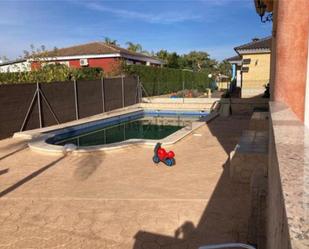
0;75;140;139
140;79;216;99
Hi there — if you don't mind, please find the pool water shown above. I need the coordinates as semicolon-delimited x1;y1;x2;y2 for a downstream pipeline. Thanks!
47;110;209;148
55;117;190;147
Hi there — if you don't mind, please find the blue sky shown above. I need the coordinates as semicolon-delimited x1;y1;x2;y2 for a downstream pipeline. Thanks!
0;0;272;61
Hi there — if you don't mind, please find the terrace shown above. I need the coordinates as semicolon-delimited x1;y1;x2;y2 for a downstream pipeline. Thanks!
0;0;308;249
0;113;258;249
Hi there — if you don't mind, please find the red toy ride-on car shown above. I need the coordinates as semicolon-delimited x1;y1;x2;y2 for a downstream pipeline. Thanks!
153;143;176;167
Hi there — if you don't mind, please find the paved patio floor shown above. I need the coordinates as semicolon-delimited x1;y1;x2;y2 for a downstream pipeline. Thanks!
0;116;251;249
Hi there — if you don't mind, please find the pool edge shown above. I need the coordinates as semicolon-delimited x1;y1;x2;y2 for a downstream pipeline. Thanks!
27;110;219;154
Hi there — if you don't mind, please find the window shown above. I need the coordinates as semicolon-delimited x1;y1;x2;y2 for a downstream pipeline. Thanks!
241;67;249;73
242;58;251;64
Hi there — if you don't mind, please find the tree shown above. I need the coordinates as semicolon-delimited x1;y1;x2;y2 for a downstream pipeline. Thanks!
104;37;118;46
156;50;169;62
126;42;143;52
167;52;180;68
217;60;232;77
156;50;180;68
182;51;215;72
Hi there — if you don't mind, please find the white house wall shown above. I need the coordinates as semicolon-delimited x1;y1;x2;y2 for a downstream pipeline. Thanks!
0;61;31;73
236;69;242;87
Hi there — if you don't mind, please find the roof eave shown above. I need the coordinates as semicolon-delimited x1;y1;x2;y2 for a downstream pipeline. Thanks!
228;60;242;65
0;59;27;66
236;48;271;55
120;52;164;65
29;53;164;65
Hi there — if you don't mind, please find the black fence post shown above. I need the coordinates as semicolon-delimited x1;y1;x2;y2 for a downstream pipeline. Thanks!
121;75;125;108
37;82;43;128
137;75;142;103
101;76;105;113
73;78;79;120
20;85;38;131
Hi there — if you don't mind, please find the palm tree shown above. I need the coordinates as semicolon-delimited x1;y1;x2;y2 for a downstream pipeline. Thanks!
104;37;118;46
126;42;142;52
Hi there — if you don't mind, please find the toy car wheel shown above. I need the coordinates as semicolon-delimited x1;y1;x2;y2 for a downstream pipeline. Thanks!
165;158;174;167
153;155;160;164
171;158;176;165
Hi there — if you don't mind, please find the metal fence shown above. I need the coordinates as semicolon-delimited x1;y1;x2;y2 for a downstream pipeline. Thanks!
0;75;140;139
140;79;215;99
139;78;269;100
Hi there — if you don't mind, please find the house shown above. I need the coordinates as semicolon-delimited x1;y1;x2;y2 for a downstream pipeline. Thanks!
0;59;31;73
225;54;242;88
227;36;272;98
0;42;164;74
216;74;230;90
251;1;309;249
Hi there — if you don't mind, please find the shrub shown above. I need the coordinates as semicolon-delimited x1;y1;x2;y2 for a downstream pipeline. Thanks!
263;83;270;98
124;64;211;96
71;67;103;80
0;64;103;84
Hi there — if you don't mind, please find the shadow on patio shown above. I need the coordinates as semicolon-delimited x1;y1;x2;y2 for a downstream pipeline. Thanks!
0;155;66;198
133;113;252;249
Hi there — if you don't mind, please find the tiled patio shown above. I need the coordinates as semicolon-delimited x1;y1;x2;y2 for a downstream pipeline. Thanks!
0;116;252;249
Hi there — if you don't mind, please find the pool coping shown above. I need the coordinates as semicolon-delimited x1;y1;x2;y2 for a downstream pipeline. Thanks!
14;105;144;140
17;106;218;154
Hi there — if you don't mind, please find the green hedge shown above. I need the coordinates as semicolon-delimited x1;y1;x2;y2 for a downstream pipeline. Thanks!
0;65;103;84
124;65;211;96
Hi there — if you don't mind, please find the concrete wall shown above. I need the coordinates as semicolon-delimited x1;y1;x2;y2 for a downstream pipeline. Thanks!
230;98;269;115
272;0;309;121
141;98;220;111
268;122;291;249
141;97;269;115
268;102;309;249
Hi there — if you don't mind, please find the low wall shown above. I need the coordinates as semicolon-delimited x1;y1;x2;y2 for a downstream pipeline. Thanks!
230;98;269;114
141;97;219;111
241;88;265;98
142;97;269;115
268;102;308;249
142;97;220;104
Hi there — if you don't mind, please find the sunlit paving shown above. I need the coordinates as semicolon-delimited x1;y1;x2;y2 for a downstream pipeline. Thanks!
0;0;308;249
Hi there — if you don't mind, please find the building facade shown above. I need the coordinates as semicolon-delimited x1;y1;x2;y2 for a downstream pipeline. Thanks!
227;37;271;98
0;42;164;74
0;59;31;73
253;1;309;249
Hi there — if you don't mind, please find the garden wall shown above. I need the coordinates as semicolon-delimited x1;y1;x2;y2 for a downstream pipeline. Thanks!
267;102;308;249
0;76;139;139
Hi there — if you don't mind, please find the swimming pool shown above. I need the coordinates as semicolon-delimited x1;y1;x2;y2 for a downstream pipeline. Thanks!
54;118;183;147
47;110;208;147
28;109;214;153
